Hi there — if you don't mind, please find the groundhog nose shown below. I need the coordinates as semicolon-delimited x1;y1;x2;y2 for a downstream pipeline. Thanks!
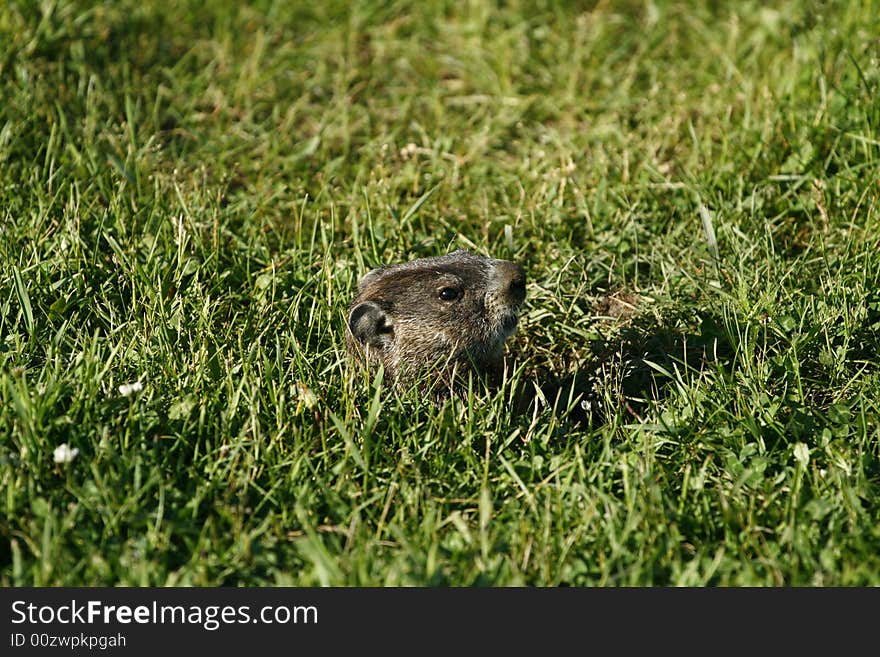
494;260;526;303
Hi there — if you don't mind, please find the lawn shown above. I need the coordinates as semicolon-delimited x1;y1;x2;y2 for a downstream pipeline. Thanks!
1;0;878;586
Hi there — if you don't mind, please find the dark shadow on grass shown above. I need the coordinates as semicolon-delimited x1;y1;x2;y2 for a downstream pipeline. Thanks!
527;310;735;430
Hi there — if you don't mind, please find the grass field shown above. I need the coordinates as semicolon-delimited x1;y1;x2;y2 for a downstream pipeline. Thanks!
1;0;879;586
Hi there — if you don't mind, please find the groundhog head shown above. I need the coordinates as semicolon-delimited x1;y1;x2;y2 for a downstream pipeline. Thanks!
346;249;526;392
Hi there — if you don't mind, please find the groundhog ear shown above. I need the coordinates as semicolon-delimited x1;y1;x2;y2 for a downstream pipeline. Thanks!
348;301;393;348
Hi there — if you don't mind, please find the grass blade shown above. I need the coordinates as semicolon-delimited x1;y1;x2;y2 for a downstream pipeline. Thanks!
12;266;34;334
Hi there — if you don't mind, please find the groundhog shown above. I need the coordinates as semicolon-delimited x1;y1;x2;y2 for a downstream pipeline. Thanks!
346;249;526;395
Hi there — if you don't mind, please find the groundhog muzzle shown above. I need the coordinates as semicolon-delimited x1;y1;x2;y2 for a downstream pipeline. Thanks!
346;249;526;393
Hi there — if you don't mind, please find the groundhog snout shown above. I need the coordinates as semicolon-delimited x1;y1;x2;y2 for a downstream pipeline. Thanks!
493;260;527;305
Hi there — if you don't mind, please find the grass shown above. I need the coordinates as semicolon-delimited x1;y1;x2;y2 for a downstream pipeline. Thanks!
1;0;878;586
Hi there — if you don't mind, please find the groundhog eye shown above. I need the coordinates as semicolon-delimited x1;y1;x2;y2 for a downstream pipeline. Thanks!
438;287;461;301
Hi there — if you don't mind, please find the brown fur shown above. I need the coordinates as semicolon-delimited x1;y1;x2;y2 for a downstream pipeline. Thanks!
346;249;526;395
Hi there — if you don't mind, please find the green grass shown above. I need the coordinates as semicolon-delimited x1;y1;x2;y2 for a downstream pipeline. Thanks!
1;0;879;586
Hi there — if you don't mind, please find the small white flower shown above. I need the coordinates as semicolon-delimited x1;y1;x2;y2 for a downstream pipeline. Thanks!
53;443;79;464
119;381;143;397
